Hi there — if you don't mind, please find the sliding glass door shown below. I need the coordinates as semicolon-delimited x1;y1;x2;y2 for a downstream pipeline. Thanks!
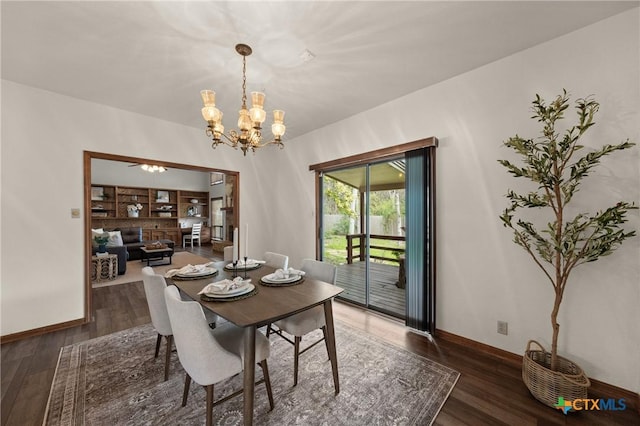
321;164;367;305
312;138;437;333
320;158;406;318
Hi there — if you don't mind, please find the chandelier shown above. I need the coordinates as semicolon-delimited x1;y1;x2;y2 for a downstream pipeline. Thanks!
200;44;286;156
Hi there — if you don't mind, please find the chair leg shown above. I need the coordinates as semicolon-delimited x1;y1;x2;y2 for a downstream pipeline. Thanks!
182;374;191;407
164;335;173;381
206;384;214;426
293;336;301;386
266;324;272;337
154;333;162;358
259;360;275;411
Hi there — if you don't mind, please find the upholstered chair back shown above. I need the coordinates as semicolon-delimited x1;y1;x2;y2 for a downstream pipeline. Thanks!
263;252;289;270
142;266;172;337
164;286;242;385
300;259;337;284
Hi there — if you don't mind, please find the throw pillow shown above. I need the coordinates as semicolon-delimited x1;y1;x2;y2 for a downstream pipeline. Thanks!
91;228;105;247
106;230;124;247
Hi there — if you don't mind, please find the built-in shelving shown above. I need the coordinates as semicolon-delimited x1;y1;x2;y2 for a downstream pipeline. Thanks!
90;185;210;246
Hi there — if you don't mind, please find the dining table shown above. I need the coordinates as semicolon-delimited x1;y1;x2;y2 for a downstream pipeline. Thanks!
163;260;344;426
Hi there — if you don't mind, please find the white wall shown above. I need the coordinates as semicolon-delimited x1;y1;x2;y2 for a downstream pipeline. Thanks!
92;158;210;191
255;10;640;391
1;9;638;392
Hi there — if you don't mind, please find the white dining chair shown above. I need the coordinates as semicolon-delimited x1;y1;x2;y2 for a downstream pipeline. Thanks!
266;259;337;386
183;222;202;248
142;267;218;381
263;251;289;269
223;245;233;262
141;266;175;381
164;286;274;426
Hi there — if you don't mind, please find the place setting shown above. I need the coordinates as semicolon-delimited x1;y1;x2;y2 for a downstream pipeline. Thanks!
223;225;265;272
164;262;218;280
260;267;306;287
224;258;265;271
198;277;256;302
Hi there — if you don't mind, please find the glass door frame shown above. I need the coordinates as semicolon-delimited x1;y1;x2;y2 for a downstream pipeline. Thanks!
310;137;438;332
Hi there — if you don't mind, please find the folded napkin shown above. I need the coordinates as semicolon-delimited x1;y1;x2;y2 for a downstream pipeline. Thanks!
164;262;214;278
198;277;250;295
273;268;306;279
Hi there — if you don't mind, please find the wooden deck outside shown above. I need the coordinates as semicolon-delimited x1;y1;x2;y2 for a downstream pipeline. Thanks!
335;261;405;318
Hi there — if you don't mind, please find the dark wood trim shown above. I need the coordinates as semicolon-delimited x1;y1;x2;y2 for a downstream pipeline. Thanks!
0;318;85;344
586;378;640;413
309;137;438;172
314;171;320;259
436;328;639;412
84;151;93;321
84;151;239;175
436;328;523;367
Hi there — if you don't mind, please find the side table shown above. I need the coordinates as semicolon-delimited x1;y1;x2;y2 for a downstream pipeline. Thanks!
92;254;118;282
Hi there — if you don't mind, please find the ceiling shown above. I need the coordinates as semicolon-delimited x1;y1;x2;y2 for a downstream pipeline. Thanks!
326;160;406;191
2;1;636;140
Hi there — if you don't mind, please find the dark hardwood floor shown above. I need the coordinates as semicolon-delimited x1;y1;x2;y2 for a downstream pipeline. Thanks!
2;245;638;425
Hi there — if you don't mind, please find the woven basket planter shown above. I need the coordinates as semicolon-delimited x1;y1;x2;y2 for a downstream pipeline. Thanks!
522;340;591;408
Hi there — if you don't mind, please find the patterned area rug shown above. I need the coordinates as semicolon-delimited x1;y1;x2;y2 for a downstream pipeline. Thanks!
44;322;459;425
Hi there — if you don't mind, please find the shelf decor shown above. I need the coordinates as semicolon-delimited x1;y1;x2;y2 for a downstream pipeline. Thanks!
127;203;143;218
93;233;109;253
91;187;104;201
156;190;169;203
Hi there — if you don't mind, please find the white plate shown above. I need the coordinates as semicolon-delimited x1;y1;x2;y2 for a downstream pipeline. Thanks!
176;267;217;278
261;273;301;284
205;280;250;295
205;283;254;299
224;262;261;270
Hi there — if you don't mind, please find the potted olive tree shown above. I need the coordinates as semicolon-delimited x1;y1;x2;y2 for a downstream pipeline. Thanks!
498;90;637;407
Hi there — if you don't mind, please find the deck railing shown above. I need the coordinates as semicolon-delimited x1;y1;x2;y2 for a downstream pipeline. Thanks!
345;233;405;264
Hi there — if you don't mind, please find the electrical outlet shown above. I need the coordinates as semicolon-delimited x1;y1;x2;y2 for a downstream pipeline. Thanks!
497;320;508;335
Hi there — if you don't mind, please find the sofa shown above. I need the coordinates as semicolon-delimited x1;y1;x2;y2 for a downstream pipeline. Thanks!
117;227;175;261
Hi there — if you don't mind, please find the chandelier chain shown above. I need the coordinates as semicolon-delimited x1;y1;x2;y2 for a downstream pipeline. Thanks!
241;56;247;109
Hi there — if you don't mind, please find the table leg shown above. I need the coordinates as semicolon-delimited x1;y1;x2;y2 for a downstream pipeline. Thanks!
243;326;256;425
323;299;340;394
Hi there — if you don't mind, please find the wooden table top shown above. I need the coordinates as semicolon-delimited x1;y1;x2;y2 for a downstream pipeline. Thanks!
165;261;343;328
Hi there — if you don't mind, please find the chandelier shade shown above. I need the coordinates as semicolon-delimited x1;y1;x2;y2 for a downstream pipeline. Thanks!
200;44;285;156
